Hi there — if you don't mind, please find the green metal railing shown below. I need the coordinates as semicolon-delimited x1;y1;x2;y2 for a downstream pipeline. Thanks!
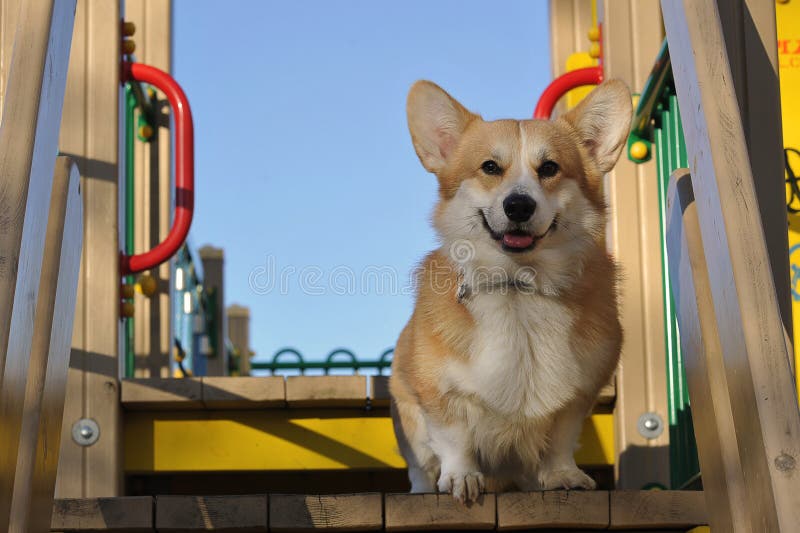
628;40;670;165
123;81;156;378
250;348;394;375
628;39;700;489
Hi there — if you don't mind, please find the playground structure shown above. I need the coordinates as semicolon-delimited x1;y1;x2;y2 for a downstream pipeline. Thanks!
1;0;799;531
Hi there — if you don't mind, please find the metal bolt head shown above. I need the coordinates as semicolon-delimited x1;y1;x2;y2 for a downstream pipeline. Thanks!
637;412;664;439
72;418;100;446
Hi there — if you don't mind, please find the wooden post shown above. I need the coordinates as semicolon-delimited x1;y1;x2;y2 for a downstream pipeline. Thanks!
9;158;82;533
548;0;594;117
715;1;792;340
600;0;671;489
199;246;227;376
227;304;252;376
665;169;748;532
0;0;76;528
126;0;173;378
54;0;122;498
662;0;800;529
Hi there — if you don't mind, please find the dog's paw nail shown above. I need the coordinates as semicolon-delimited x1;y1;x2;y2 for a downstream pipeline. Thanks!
438;471;484;504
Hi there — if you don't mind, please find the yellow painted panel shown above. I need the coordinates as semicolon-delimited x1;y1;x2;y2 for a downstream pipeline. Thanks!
125;410;615;472
576;413;615;465
777;0;800;395
686;527;711;533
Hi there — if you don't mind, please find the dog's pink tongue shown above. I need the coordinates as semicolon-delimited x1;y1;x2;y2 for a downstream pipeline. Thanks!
503;233;534;249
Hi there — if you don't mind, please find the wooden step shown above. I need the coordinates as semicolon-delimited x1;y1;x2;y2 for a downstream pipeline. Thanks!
120;377;616;477
51;490;707;531
121;376;616;411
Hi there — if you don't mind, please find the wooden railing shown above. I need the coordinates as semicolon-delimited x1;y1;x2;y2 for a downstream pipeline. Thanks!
0;1;81;532
662;0;800;530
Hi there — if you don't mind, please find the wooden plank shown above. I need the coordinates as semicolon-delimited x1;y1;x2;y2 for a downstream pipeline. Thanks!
384;493;496;531
155;495;267;532
286;376;367;408
666;170;746;532
368;376;390;407
198;247;227;376
54;0;123;498
51;497;154;532
53;0;86;500
496;490;609;530
716;1;792;339
600;0;671;490
127;0;173;378
10;158;82;533
269;493;382;532
0;0;76;529
202;377;285;408
609;490;707;529
226;304;251;376
121;378;203;410
548;0;594;116
662;1;800;530
0;0;22;119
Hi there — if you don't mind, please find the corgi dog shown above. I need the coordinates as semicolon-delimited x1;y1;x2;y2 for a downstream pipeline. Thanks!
389;79;631;503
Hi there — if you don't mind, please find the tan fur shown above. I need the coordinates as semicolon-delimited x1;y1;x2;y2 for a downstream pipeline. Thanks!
390;80;631;502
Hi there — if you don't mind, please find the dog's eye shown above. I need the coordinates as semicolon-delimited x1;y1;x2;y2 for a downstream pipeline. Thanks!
538;160;559;178
481;160;502;175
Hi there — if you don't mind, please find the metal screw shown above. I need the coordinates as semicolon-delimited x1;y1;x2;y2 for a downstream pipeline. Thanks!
637;412;664;439
72;418;100;446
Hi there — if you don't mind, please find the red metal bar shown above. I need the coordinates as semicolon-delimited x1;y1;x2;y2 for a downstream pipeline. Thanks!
121;62;194;275
533;66;604;120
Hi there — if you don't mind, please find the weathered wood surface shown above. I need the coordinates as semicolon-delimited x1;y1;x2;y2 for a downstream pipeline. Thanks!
384;493;496;531
54;0;122;498
0;0;76;529
203;376;285;408
663;1;800;530
666;170;746;532
270;493;382;532
600;0;671;489
50;491;708;531
10;158;82;533
121;378;203;410
496;491;609;530
52;497;154;532
609;490;707;529
369;376;391;407
286;376;367;408
497;490;609;531
716;0;792;338
126;0;174;378
155;495;267;531
198;246;227;376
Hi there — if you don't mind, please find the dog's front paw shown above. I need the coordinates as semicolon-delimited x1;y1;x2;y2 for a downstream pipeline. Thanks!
538;466;596;490
437;470;485;504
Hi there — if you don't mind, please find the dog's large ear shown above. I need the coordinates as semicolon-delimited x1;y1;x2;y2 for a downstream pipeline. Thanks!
560;79;632;174
407;81;477;174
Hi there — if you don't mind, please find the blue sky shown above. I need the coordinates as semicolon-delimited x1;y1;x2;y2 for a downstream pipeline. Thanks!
173;0;551;367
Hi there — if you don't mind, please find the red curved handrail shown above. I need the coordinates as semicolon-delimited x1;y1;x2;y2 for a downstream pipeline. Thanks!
121;62;194;275
533;66;604;120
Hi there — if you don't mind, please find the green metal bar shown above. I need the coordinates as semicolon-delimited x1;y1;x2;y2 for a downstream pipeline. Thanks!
124;84;137;379
628;39;671;163
128;79;154;124
250;348;394;374
250;360;393;372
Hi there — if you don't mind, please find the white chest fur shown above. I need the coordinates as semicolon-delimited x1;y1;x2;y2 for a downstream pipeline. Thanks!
441;290;583;420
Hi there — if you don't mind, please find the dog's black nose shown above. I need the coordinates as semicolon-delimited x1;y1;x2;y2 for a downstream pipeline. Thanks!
503;194;536;222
